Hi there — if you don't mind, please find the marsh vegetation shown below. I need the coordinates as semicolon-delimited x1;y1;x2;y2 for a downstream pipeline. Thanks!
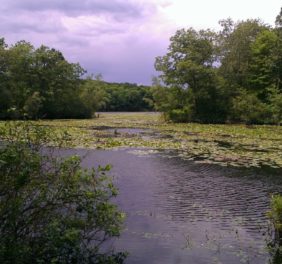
4;112;280;170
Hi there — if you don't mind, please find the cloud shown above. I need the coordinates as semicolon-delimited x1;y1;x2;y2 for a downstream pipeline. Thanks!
0;0;176;84
2;0;151;18
0;11;65;34
67;21;171;84
61;15;126;37
0;0;161;41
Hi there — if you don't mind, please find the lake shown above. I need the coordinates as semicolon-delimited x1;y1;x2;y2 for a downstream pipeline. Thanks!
61;147;282;264
2;113;282;263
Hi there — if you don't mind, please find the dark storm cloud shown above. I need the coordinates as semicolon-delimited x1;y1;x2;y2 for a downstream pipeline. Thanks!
2;0;148;18
0;0;167;84
0;0;155;37
74;33;169;84
0;13;65;34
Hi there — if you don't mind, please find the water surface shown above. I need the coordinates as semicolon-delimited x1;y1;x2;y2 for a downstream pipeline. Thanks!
61;148;282;264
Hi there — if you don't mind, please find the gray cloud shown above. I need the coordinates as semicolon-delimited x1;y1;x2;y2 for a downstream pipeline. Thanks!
2;0;150;18
0;0;168;84
71;33;169;84
0;12;65;34
0;0;156;38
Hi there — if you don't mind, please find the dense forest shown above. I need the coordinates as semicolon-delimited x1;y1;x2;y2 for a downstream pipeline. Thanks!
0;40;152;120
89;78;153;112
153;8;282;124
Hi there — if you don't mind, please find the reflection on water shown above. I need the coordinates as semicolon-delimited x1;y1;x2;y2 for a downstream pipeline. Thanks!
59;148;282;264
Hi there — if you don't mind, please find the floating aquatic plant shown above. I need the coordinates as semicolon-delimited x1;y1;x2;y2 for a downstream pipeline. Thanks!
1;112;282;169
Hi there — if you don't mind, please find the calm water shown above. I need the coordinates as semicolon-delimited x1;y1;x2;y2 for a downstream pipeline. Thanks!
60;148;282;264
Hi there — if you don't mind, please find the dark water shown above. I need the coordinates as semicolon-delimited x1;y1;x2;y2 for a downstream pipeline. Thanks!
105;128;149;135
60;148;282;264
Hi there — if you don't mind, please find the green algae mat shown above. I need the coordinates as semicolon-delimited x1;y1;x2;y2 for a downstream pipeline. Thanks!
1;112;282;169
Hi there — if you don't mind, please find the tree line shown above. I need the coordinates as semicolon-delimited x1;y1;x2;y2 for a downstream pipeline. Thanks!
153;8;282;124
86;76;153;112
0;39;86;119
1;7;282;124
0;40;152;120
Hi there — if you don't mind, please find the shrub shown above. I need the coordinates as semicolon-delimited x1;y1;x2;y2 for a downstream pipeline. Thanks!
269;195;282;242
231;90;271;124
168;108;191;123
267;195;282;264
0;123;126;264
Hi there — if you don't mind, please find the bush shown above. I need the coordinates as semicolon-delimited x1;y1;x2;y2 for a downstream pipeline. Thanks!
267;195;282;264
0;123;126;264
269;195;282;242
167;108;191;123
231;91;271;124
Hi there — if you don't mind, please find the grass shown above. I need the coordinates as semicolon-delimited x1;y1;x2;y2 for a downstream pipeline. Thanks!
1;112;282;169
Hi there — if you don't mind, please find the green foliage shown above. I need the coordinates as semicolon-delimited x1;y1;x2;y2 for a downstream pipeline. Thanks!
99;82;153;112
77;77;154;113
267;86;282;124
79;75;109;117
249;29;278;94
269;195;282;234
17;112;282;169
268;195;282;263
0;40;89;119
23;91;43;119
219;19;267;88
230;90;270;124
0;123;126;263
151;83;190;114
154;27;231;123
0;38;154;120
167;108;192;123
155;7;282;124
155;28;216;85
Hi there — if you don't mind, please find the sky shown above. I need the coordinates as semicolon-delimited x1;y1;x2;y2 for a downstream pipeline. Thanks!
0;0;281;85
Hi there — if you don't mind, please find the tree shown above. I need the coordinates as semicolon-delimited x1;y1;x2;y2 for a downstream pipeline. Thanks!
98;82;153;112
23;91;43;119
3;41;34;118
0;37;155;119
218;19;267;91
0;122;127;263
268;86;282;124
0;38;12;119
31;45;86;118
154;8;282;124
150;77;192;121
248;29;278;96
275;7;282;28
155;28;228;122
274;8;282;91
79;75;109;117
0;39;87;119
230;90;270;124
155;28;216;87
